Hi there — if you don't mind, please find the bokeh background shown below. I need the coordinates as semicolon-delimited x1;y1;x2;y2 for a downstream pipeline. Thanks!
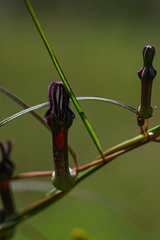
1;0;160;239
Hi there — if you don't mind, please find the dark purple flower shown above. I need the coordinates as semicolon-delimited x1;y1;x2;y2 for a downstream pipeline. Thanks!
45;82;76;191
137;45;157;119
0;141;15;230
0;141;14;182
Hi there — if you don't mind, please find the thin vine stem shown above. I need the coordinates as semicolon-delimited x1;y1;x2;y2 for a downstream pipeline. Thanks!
0;86;50;131
0;96;136;127
1;125;160;233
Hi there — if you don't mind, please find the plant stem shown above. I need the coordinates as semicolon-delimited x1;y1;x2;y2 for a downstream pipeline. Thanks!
24;0;104;158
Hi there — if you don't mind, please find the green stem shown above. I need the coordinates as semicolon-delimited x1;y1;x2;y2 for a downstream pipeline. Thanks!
23;0;104;158
1;125;160;233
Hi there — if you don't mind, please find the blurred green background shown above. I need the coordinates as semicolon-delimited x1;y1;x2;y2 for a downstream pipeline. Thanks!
1;0;160;239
